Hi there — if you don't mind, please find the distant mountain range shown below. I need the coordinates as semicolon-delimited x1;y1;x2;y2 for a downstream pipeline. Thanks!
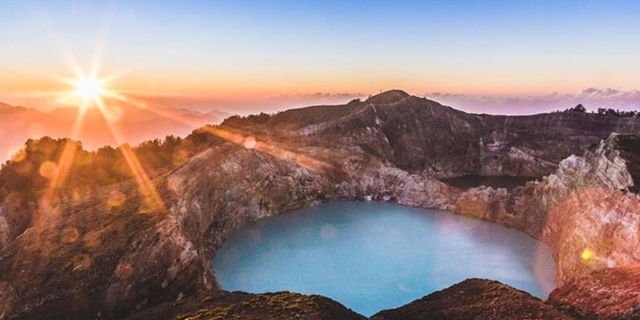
0;101;228;162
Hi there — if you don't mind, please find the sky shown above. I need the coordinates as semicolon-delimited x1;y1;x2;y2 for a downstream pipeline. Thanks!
0;0;639;114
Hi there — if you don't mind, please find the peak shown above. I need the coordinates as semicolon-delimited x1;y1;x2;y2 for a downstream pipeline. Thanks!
366;90;411;104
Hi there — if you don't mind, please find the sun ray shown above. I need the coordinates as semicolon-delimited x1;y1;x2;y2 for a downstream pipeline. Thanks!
43;140;79;203
45;65;166;215
110;92;334;173
50;52;328;217
93;88;334;173
41;99;91;206
101;90;128;101
92;96;165;212
198;126;333;172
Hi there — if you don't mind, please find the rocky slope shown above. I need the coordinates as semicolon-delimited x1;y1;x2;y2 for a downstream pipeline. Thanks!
371;279;576;320
1;90;639;319
224;90;639;178
128;291;365;320
550;266;640;319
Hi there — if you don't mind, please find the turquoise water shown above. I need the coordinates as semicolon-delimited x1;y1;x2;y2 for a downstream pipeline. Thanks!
212;201;556;316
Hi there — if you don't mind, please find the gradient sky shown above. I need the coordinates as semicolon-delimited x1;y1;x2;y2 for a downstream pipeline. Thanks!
0;0;638;112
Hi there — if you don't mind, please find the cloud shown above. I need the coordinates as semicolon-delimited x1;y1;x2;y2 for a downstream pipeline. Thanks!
578;87;640;101
5;88;639;117
425;88;640;115
125;92;366;115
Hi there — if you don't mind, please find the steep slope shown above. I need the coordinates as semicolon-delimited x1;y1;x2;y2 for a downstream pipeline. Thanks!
550;266;640;319
371;279;576;320
448;132;640;283
170;292;365;320
615;135;640;192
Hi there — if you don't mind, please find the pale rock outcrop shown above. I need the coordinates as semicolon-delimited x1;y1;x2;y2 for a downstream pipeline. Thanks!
0;281;16;320
529;134;640;284
0;214;9;251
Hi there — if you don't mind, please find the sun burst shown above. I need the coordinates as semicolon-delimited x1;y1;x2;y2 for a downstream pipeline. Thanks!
72;74;106;101
60;68;125;111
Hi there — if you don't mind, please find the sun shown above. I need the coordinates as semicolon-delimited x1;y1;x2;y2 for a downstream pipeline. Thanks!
72;74;106;101
62;71;123;109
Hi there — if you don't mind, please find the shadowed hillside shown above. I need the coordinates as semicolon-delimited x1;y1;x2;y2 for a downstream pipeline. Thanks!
0;101;226;163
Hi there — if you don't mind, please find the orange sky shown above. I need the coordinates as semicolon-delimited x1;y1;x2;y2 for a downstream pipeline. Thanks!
0;1;638;113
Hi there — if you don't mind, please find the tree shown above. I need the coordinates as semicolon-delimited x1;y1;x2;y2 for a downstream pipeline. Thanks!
565;104;586;113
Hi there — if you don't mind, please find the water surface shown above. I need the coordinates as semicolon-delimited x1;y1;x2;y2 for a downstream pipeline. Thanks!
213;201;556;316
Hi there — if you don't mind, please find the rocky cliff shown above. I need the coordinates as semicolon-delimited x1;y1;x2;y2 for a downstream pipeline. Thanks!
450;133;640;284
0;90;639;319
371;278;576;320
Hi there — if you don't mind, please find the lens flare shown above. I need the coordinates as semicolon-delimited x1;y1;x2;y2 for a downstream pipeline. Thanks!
581;248;594;262
243;136;257;149
39;161;59;179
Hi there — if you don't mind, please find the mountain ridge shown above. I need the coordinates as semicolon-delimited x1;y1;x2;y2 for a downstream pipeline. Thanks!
1;90;640;319
223;90;640;178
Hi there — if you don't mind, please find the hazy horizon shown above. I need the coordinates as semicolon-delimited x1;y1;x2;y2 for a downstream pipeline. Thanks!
3;87;639;116
1;0;638;115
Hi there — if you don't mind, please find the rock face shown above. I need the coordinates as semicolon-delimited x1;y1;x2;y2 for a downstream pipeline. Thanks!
425;132;640;286
519;133;640;284
0;192;32;252
615;135;640;193
127;291;365;320
175;292;364;320
0;90;640;319
235;91;639;179
371;278;576;320
550;266;640;320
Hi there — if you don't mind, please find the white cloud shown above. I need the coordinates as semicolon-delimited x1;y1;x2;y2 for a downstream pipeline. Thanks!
425;88;640;115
